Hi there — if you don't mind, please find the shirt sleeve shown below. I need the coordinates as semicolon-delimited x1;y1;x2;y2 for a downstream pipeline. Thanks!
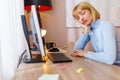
74;33;90;50
85;23;116;65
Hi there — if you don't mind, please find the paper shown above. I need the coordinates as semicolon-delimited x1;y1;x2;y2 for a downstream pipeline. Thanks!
38;74;59;80
76;68;84;73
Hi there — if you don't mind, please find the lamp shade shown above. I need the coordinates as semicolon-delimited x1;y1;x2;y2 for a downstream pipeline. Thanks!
24;0;52;11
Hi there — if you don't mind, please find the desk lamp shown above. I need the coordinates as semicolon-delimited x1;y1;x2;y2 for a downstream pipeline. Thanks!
24;0;52;43
24;0;52;11
24;0;52;63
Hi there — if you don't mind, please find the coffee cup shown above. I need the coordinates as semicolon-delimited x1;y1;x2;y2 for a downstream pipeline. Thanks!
46;41;56;49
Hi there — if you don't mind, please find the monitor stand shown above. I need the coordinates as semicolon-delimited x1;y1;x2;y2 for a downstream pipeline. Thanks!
23;54;46;63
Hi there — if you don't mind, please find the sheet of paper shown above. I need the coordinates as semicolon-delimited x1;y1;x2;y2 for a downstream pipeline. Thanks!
38;74;59;80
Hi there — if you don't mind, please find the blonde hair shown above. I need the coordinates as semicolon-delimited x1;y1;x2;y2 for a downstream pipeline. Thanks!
72;1;100;23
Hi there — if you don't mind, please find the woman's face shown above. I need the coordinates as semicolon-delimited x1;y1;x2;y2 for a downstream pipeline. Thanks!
75;9;93;26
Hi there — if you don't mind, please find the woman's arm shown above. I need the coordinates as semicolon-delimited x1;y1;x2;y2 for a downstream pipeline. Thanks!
85;22;116;65
72;33;90;57
74;33;90;50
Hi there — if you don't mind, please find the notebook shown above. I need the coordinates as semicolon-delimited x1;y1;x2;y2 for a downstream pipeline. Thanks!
47;53;73;63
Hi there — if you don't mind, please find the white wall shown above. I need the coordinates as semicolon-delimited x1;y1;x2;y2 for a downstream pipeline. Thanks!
40;0;68;47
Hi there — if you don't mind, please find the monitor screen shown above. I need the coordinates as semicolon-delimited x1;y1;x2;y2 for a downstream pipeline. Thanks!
21;5;46;63
30;5;46;57
21;15;32;60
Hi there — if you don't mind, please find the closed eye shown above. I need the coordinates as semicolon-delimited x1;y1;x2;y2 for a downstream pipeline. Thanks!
75;16;80;21
81;11;85;15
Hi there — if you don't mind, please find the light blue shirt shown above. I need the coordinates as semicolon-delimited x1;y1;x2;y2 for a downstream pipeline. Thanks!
74;19;120;65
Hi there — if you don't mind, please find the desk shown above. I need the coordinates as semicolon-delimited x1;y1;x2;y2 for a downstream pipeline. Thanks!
14;44;120;80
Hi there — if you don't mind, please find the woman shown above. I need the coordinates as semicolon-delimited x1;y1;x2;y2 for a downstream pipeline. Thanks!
71;1;120;65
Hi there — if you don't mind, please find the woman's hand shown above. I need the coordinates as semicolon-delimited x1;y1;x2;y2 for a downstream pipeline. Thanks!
71;50;86;57
75;19;90;35
80;24;90;35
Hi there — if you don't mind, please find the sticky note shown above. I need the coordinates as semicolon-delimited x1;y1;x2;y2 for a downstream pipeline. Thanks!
57;65;66;69
76;68;84;73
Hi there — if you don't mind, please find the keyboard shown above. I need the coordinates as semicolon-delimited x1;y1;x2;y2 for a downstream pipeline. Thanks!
47;53;73;63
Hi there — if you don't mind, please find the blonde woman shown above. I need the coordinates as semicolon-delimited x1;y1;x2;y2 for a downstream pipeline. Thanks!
71;1;120;65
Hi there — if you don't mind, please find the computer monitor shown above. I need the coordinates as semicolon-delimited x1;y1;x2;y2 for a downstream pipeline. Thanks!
21;5;46;63
21;15;32;60
30;5;46;56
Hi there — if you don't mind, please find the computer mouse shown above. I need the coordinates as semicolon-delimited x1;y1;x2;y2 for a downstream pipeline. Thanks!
49;48;60;52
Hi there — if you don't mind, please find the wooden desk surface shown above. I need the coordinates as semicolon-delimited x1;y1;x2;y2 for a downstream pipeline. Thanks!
14;44;120;80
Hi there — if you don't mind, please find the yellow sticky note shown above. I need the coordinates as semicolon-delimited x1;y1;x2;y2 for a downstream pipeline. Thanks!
76;68;84;73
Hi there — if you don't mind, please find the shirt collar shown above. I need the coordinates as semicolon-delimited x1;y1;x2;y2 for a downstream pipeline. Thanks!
90;19;101;30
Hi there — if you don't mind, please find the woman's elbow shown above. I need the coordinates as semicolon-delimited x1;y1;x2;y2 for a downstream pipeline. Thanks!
103;51;116;65
104;57;116;65
105;61;114;65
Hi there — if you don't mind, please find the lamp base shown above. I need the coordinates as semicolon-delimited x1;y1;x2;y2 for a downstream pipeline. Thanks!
23;54;46;63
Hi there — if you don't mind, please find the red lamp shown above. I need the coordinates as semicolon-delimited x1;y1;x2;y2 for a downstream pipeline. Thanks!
24;0;52;11
24;0;52;46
